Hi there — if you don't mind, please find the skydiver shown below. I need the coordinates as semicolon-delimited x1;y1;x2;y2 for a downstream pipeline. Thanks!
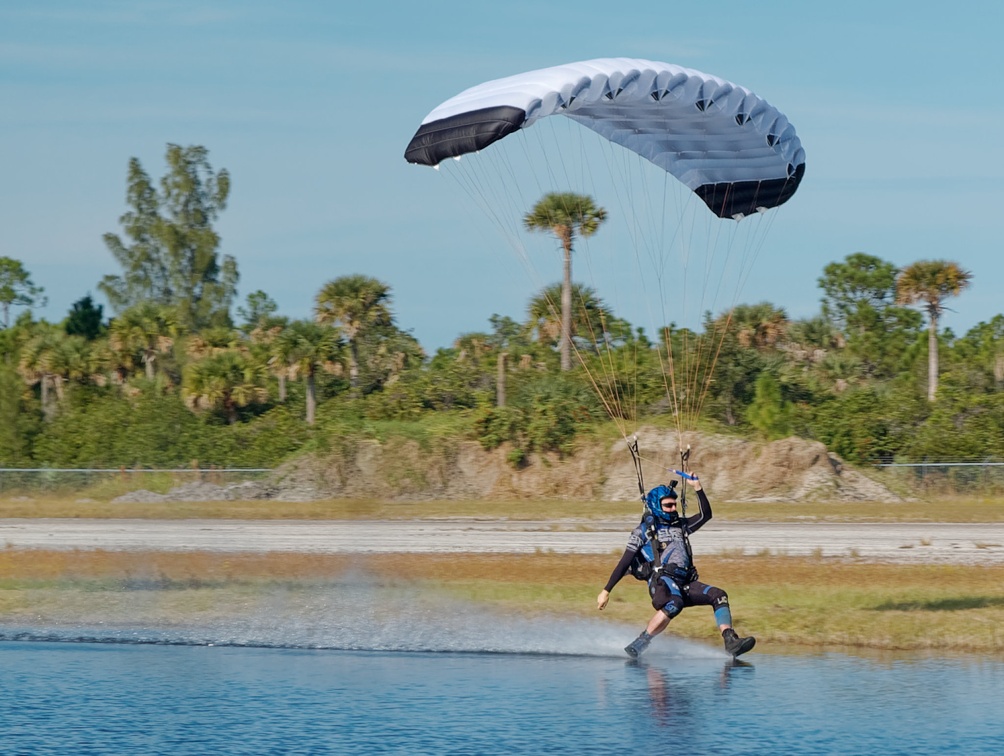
596;473;756;659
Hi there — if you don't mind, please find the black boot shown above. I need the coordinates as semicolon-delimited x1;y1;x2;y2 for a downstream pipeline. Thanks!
722;628;755;658
624;631;652;658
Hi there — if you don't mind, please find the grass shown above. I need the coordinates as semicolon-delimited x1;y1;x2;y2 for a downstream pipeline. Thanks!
2;492;1003;653
4;495;1004;522
1;549;1002;653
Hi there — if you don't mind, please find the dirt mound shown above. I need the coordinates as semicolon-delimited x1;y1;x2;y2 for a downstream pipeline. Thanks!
598;430;900;503
113;430;900;504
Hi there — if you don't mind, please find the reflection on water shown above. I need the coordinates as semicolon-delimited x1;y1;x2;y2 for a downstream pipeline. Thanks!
1;577;1003;754
636;657;753;728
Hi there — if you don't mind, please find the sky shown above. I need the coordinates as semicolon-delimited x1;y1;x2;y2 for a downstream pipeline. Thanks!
2;0;1003;352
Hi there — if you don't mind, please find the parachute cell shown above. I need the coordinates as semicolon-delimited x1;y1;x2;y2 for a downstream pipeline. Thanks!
404;58;805;219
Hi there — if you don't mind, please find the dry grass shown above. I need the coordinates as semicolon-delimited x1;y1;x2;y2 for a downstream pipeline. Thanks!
2;549;1003;653
4;495;1004;522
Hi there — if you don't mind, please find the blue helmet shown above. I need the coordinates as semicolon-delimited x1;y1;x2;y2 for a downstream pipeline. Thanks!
644;483;679;522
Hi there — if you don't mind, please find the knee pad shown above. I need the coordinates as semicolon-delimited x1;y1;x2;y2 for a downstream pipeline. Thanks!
709;588;729;608
659;598;683;618
651;580;685;616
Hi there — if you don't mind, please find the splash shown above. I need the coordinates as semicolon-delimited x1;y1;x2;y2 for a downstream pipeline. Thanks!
0;574;724;660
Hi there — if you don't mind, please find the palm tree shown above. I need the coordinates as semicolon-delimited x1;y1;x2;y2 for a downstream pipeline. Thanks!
276;320;343;424
108;302;177;380
185;325;241;360
18;328;65;418
527;282;619;356
726;302;789;350
247;319;290;402
182;350;268;424
895;260;972;401
315;275;392;390
523;193;607;371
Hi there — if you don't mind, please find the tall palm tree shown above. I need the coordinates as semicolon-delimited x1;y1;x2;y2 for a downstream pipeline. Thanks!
18;328;66;418
276;320;343;424
527;282;618;356
248;319;290;402
523;192;607;371
895;260;972;401
315;275;392;390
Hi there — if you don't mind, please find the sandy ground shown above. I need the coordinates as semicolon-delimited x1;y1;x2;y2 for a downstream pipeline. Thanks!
1;519;1003;565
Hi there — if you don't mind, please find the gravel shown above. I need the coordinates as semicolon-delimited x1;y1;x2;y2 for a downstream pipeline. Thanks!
1;519;1002;565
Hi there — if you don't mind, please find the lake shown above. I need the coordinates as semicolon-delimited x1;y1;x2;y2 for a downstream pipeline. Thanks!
2;612;1003;755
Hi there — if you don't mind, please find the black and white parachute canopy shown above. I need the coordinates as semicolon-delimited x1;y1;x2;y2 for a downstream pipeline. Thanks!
405;58;805;219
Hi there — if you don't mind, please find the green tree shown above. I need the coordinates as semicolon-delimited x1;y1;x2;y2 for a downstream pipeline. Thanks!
949;315;1004;392
727;302;789;350
818;253;921;379
747;372;793;440
473;371;603;464
276;320;343;424
527;282;626;357
523;193;607;371
64;294;105;340
810;386;917;464
100;144;237;329
16;327;92;418
0;363;40;464
895;260;973;401
701;324;769;427
0;257;46;329
182;350;268;424
237;290;280;335
315;275;392;390
108;302;178;380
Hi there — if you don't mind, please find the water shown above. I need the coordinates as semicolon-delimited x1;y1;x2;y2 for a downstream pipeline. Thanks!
2;581;1002;753
2;633;1003;754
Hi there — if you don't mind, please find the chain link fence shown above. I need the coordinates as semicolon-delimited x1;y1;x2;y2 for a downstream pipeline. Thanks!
6;462;1004;499
0;468;273;498
874;461;1004;495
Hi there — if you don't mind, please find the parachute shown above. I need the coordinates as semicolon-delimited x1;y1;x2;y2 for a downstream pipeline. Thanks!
405;57;805;459
405;58;804;220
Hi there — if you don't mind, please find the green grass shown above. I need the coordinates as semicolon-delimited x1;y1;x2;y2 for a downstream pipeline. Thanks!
2;550;1001;653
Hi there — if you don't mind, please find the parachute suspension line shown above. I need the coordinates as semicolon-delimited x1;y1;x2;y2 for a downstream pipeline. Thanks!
555;129;642;433
691;218;751;426
685;213;741;430
445;150;524;261
515;122;634;436
689;192;744;410
662;195;701;435
605;142;662;429
692;200;783;424
660;324;685;440
600;144;688;438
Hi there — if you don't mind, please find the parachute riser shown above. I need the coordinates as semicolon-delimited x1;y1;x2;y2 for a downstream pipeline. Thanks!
678;445;691;517
628;436;645;502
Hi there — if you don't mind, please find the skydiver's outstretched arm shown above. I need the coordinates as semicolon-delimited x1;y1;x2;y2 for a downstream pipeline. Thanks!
597;524;644;609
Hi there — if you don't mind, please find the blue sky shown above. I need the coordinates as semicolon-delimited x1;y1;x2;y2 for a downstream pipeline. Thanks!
2;1;1002;351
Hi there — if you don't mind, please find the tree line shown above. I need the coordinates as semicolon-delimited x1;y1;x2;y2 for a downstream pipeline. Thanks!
0;144;996;471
